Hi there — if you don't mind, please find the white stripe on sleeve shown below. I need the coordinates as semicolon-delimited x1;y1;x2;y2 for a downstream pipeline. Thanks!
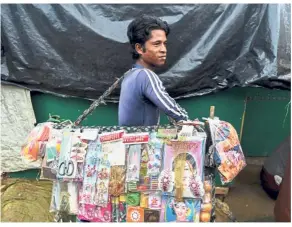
146;69;188;119
143;69;183;117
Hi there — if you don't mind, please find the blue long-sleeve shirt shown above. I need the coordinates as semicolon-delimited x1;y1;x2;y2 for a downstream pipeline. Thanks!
118;64;189;126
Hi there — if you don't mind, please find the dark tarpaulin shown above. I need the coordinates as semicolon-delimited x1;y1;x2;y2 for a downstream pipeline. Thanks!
1;4;291;101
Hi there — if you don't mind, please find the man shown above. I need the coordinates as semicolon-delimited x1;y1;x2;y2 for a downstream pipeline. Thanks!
119;15;189;126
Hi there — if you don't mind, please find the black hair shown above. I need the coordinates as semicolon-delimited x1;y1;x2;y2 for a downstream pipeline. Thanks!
172;153;197;173
127;15;170;60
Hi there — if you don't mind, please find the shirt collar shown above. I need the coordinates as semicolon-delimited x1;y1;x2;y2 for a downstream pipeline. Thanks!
132;63;144;69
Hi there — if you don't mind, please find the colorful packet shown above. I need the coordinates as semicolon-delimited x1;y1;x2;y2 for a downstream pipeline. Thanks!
118;194;127;222
163;197;200;222
95;131;124;206
111;196;119;222
144;209;160;222
208;119;246;184
140;193;149;208
148;192;162;209
124;133;149;182
126;206;144;222
126;192;140;206
79;140;100;205
159;138;206;199
138;132;164;191
109;165;126;196
78;201;112;222
21;122;53;162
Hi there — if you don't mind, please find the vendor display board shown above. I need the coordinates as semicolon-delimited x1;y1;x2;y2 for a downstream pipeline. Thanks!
20;120;246;222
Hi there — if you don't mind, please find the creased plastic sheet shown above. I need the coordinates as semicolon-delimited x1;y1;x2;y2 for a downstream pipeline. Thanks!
1;4;290;101
1;84;38;173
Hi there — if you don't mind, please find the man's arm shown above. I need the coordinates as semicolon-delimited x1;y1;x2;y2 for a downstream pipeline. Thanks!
138;68;189;122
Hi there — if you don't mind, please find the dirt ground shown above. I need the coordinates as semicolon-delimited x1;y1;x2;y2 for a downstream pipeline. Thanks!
220;162;276;222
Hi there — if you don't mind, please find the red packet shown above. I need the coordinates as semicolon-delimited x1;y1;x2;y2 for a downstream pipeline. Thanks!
78;201;112;222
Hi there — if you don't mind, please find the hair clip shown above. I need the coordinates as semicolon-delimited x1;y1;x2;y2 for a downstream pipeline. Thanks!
189;176;205;197
155;153;161;160
147;161;161;169
98;171;109;180
86;165;96;177
158;169;173;192
128;164;137;173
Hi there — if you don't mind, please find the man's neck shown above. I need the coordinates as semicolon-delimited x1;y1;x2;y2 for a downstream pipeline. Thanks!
135;59;154;71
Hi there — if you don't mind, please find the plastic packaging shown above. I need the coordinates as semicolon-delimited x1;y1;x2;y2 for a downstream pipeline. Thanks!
1;4;290;100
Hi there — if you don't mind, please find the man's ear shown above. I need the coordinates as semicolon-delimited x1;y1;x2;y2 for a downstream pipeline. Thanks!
135;43;145;55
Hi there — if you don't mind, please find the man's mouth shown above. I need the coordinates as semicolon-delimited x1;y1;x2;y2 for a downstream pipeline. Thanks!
159;56;166;60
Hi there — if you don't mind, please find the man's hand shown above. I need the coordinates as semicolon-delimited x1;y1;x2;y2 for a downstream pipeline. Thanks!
176;120;204;126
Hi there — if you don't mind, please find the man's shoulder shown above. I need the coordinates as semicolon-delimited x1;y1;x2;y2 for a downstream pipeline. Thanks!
124;68;148;80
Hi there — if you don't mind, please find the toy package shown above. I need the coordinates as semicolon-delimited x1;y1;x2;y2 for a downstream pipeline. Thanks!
21;122;53;165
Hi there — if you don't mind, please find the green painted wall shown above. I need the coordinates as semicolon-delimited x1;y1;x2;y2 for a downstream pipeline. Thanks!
31;87;290;157
241;88;290;156
31;87;246;134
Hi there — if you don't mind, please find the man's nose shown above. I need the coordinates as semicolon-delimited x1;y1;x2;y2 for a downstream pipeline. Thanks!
160;44;167;53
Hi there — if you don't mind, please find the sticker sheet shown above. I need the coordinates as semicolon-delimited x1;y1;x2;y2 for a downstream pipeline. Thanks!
79;140;100;205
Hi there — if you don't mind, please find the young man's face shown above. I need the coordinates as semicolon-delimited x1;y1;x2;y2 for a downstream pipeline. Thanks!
136;29;167;68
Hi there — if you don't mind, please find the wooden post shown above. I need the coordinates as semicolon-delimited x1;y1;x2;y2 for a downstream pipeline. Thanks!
210;106;215;119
